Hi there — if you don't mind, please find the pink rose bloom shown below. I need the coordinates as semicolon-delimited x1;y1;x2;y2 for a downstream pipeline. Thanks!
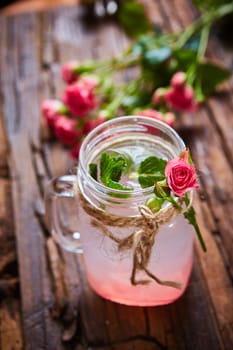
171;72;186;89
165;150;199;197
62;81;97;118
152;88;167;105
165;85;198;112
41;99;65;127
54;116;81;147
136;109;164;121
61;61;79;84
136;109;175;127
81;75;99;91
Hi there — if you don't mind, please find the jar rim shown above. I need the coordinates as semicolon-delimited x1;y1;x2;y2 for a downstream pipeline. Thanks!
79;115;186;198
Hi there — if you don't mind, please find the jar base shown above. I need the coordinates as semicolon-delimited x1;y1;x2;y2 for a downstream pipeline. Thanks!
86;277;189;307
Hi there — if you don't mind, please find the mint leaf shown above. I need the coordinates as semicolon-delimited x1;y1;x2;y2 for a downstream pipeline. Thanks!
104;180;131;191
184;195;207;252
138;156;167;174
138;156;167;188
139;174;165;188
89;163;98;181
100;152;133;191
107;150;134;175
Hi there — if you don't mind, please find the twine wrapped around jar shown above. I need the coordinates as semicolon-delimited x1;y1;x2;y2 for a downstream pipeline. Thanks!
77;188;184;289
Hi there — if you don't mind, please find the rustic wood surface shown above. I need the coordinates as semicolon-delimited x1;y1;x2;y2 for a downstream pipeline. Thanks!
0;1;233;349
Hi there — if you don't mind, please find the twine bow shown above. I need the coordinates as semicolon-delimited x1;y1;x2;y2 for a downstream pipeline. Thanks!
78;191;183;289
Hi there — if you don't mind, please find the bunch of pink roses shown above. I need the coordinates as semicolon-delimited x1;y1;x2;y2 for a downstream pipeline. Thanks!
41;71;105;158
41;2;233;159
42;59;198;159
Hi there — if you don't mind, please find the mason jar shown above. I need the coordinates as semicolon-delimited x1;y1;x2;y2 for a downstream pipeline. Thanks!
45;116;194;306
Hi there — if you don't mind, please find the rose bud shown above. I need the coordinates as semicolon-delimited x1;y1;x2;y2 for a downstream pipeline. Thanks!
171;71;186;89
41;99;68;128
165;85;198;112
165;149;199;197
154;179;171;198
61;61;79;84
81;75;100;91
152;87;167;105
146;197;164;213
54;116;81;147
62;81;98;118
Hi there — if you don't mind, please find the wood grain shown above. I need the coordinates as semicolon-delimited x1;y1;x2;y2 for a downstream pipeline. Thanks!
0;1;232;349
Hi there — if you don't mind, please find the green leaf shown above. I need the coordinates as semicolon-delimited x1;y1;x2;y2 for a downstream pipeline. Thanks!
100;152;133;191
184;35;201;51
173;49;198;70
107;150;134;175
89;163;98;181
117;0;152;38
139;174;165;188
193;0;229;11
131;34;165;55
104;179;131;191
186;149;193;164
144;47;171;66
138;156;167;175
137;156;167;188
195;61;231;100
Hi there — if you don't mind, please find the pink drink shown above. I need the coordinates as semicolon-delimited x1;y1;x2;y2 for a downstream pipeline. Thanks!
78;207;193;306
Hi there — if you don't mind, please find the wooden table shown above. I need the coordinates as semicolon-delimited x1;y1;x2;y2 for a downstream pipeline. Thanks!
0;1;233;349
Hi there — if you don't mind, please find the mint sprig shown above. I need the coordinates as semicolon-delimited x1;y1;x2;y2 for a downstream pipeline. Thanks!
89;163;98;181
138;156;166;188
89;152;133;191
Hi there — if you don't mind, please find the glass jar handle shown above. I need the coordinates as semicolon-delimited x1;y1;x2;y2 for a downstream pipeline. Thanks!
45;175;83;253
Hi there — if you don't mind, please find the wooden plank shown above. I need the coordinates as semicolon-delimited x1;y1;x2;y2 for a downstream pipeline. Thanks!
1;1;232;349
0;52;24;347
0;299;23;350
78;276;147;346
50;2;233;349
0;13;66;349
146;258;224;350
194;196;233;349
50;6;149;348
190;108;233;276
0;105;8;177
155;3;233;348
0;179;19;316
